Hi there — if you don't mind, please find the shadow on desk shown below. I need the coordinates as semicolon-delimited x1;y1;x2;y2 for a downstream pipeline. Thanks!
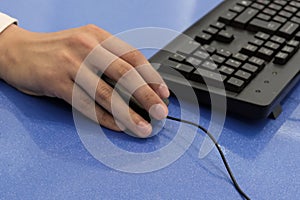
0;81;102;167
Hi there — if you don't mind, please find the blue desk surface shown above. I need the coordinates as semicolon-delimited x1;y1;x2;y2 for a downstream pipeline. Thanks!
1;1;300;199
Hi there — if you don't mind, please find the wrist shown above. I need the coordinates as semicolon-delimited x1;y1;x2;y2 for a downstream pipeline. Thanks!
0;24;21;80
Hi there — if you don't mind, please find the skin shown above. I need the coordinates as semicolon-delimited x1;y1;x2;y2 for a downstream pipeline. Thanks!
0;24;170;138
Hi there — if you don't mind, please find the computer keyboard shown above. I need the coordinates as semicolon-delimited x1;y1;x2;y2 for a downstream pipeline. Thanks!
149;0;300;119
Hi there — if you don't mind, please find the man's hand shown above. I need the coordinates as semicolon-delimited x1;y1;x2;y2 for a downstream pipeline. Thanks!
0;24;169;137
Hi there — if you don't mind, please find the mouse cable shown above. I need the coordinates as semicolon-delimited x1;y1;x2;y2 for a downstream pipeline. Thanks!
166;115;251;200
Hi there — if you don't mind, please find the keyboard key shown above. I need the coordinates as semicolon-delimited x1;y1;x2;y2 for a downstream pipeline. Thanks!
241;63;259;74
249;38;265;47
284;40;300;56
210;22;226;30
225;59;242;69
270;35;286;45
264;41;280;51
274;0;287;6
251;3;265;11
256;0;271;6
201;61;218;70
216;49;232;58
219;11;238;24
203;27;219;35
219;65;235;75
174;64;195;75
233;53;249;62
278;10;293;19
284;5;297;13
211;54;226;65
232;8;259;28
248;57;266;69
226;77;245;92
235;70;252;81
241;44;258;56
274;52;289;64
278;22;299;39
193;50;210;60
177;40;200;54
161;60;194;75
248;19;281;34
291;16;300;24
257;47;274;61
295;31;300;41
195;32;213;44
161;60;179;69
268;3;282;11
256;13;271;21
202;45;216;55
237;0;252;7
273;15;287;24
186;57;202;67
215;30;235;43
230;5;245;13
290;1;300;7
287;40;300;49
282;45;295;54
290;1;300;9
255;32;270;41
169;53;186;62
262;8;277;16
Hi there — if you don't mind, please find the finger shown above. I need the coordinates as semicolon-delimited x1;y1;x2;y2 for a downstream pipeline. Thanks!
72;66;153;137
85;46;168;120
60;80;125;132
100;36;170;98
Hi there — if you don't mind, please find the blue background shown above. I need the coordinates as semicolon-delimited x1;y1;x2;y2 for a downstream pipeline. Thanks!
1;0;300;199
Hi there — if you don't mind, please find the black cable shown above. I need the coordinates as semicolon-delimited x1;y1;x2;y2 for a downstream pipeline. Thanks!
167;115;251;200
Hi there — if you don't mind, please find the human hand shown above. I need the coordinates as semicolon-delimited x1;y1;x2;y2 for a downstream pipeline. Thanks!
0;24;169;137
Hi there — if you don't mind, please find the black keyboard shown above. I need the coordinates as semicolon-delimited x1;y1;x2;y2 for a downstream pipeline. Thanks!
149;0;300;119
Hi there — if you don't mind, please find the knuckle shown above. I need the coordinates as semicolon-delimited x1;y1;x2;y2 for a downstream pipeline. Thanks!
67;32;95;50
83;24;111;42
130;50;143;59
84;24;102;33
125;50;147;66
115;61;132;77
96;83;113;102
69;32;87;43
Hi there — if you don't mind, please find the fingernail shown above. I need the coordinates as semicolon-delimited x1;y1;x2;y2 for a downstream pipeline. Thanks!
157;84;170;98
137;121;152;137
149;103;168;120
